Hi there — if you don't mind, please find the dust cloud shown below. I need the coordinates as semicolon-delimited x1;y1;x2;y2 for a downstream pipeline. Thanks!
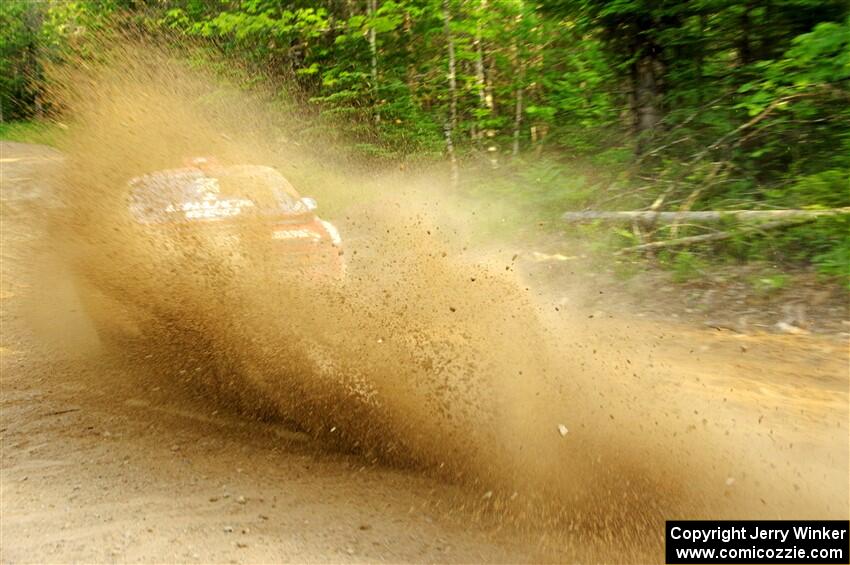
37;41;843;560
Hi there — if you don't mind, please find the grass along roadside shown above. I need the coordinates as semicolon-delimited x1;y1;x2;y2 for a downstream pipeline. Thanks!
0;120;65;147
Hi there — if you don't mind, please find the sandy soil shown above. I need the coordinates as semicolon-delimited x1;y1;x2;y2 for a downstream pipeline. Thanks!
1;141;848;563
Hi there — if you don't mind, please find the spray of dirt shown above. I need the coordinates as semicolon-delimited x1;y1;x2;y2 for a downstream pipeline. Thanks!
38;41;844;560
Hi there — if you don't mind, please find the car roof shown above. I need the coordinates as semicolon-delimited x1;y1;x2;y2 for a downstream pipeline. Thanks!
127;164;307;223
128;164;301;199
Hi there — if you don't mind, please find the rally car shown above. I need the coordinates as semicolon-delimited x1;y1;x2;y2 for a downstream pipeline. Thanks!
77;158;345;348
127;158;344;278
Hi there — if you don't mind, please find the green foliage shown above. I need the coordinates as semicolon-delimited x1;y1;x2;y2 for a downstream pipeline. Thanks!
2;0;848;284
781;170;850;208
750;273;790;295
0;120;64;145
663;251;708;284
0;0;41;120
812;236;850;286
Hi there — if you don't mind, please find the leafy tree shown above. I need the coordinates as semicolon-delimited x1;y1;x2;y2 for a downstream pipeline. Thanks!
1;0;43;121
2;0;848;279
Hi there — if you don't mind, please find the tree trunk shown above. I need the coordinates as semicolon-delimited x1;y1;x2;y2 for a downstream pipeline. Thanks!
473;0;493;144
483;54;499;167
473;12;486;141
443;0;459;186
511;1;525;157
561;208;850;223
738;4;753;65
403;10;417;96
367;0;380;125
632;49;663;154
696;13;706;104
23;1;43;121
512;85;523;156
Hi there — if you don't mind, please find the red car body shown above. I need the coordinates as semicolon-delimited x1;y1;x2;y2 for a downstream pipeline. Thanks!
127;163;345;282
74;161;344;351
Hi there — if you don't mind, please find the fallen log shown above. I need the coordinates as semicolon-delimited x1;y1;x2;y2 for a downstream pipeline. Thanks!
616;218;812;254
562;207;850;223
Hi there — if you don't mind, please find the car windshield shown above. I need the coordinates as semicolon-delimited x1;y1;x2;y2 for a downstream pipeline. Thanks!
128;165;307;223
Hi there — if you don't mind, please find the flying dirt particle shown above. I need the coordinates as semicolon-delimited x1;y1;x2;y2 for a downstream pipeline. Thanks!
558;424;569;437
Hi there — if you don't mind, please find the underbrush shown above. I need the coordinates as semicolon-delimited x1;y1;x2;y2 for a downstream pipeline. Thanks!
462;155;850;289
0;120;65;146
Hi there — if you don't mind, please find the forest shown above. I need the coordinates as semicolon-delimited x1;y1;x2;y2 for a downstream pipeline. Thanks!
2;0;848;284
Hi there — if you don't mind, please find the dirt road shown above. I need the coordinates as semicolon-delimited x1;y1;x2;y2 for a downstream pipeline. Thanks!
0;141;541;563
1;141;848;563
